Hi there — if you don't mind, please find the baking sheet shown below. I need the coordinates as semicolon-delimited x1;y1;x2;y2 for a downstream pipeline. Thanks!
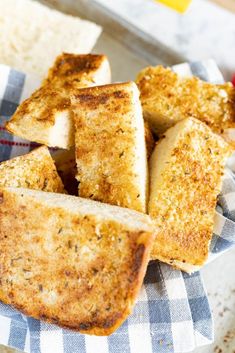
40;0;185;66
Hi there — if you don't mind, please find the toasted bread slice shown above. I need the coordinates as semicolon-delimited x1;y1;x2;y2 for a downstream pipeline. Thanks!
72;82;148;213
136;65;235;144
148;117;232;272
52;121;153;196
0;187;154;335
6;54;111;149
44;53;111;88
52;121;153;195
0;146;65;193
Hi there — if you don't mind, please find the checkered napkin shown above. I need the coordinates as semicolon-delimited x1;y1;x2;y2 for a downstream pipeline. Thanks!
0;60;235;353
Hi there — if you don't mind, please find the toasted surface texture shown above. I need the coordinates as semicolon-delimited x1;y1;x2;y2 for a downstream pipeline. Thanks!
148;117;232;271
136;65;235;143
0;0;101;77
44;53;111;88
6;53;111;149
72;82;148;213
0;187;154;335
0;146;64;193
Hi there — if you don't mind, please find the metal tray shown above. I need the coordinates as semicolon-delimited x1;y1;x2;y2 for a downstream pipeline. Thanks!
40;0;185;66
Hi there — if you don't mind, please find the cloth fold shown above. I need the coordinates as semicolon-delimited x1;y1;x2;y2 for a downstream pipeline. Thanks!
0;59;234;353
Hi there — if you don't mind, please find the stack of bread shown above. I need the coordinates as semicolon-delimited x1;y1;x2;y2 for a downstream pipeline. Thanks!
0;52;234;335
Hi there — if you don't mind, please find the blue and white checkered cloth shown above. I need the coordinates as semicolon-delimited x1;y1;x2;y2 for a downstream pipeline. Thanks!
0;60;235;353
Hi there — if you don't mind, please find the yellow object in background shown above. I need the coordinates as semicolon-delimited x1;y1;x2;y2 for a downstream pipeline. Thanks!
155;0;192;13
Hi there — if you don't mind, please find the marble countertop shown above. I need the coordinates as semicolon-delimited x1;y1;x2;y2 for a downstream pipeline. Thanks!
95;0;235;80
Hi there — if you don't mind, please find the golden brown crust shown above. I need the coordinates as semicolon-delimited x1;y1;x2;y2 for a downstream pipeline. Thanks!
148;118;232;269
6;86;71;128
72;82;148;212
0;146;65;193
6;54;111;148
0;188;154;335
136;65;235;141
44;53;109;88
